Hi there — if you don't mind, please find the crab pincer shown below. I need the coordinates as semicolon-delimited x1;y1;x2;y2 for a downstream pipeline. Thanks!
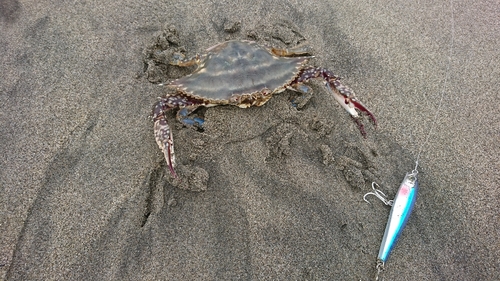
152;100;177;178
293;66;377;137
328;78;377;137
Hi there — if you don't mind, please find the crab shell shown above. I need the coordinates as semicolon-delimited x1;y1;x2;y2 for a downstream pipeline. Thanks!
168;40;311;107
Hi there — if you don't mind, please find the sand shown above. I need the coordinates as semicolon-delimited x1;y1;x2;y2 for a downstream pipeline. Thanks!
1;0;498;280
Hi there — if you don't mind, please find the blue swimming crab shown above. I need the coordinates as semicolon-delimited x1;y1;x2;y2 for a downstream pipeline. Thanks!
152;40;376;178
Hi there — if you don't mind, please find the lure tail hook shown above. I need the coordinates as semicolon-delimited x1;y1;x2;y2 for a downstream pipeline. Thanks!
363;182;394;206
375;260;385;281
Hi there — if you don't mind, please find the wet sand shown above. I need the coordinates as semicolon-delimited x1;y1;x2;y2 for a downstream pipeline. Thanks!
1;0;498;280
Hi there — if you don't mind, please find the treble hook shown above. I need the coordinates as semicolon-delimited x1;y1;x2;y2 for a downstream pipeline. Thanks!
363;182;394;206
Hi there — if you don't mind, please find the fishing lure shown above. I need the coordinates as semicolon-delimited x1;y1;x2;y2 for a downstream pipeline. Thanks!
364;171;419;280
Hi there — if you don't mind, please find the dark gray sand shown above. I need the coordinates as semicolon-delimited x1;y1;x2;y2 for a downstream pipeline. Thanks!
1;0;498;280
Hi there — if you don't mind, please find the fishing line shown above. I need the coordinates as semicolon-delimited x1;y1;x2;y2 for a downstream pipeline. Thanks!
413;0;455;173
365;0;455;280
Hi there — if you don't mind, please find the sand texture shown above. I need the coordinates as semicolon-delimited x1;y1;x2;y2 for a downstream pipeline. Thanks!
1;0;498;280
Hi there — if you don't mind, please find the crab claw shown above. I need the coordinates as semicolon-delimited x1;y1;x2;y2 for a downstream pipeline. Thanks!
350;97;377;125
153;101;177;178
327;80;377;137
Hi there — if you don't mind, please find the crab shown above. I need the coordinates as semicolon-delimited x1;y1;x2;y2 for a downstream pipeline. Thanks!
152;40;376;178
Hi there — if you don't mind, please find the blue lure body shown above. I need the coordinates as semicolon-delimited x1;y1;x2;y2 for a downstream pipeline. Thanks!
377;172;418;263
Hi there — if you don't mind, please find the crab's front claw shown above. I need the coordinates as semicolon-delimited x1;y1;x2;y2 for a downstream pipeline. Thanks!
154;119;177;177
349;97;377;126
327;80;377;137
153;102;177;178
349;98;377;137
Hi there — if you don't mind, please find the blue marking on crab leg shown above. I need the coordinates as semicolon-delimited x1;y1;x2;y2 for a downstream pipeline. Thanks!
178;108;205;127
288;84;313;109
377;172;418;264
180;117;205;127
193;117;205;126
178;108;189;117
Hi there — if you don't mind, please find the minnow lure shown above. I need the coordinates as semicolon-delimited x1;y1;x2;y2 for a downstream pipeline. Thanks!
364;171;419;279
379;172;418;263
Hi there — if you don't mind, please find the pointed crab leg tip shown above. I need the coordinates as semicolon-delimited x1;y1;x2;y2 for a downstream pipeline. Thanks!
163;148;178;178
350;99;377;128
366;112;377;127
165;155;178;178
168;166;178;178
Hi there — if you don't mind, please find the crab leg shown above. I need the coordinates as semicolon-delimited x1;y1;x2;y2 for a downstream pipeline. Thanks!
153;94;206;177
170;52;206;67
270;45;312;57
177;106;204;127
295;66;377;136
